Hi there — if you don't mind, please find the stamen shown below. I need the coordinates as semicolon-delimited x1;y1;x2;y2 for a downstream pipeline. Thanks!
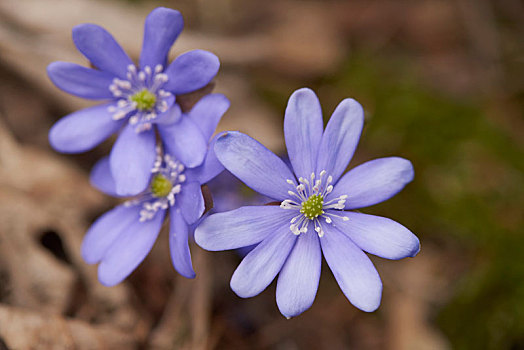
280;171;349;237
107;64;172;132
132;152;186;222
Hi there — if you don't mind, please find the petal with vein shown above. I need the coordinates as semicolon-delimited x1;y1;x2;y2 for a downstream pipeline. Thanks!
110;124;156;196
214;131;296;201
284;88;323;179
331;157;414;209
177;181;205;225
98;209;165;286
169;206;195;278
164;50;220;95
316;98;364;183
81;205;139;264
230;226;297;298
158;116;207;168
139;7;184;69
276;231;321;317
72;23;132;79
195;206;293;251
49;103;123;153
47;62;114;100
331;212;420;260
320;225;382;312
90;156;118;197
188;93;230;141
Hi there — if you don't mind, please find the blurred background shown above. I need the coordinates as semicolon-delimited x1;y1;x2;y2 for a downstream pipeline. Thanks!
0;0;522;349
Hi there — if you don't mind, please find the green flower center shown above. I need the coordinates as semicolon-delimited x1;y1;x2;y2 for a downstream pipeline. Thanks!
151;174;173;198
300;194;324;220
131;89;157;111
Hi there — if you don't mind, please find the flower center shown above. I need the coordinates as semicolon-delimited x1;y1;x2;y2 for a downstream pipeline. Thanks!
107;64;172;133
300;194;324;219
131;89;157;111
151;174;173;197
124;150;186;222
280;171;348;237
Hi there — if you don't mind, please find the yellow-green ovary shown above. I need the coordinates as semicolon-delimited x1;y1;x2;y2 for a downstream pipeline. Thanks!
151;174;172;197
300;194;324;220
131;89;156;111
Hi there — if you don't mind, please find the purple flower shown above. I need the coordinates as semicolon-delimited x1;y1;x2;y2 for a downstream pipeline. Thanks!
195;88;419;317
47;7;220;195
82;94;229;286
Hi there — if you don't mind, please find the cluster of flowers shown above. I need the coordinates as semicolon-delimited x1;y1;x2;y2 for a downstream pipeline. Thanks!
49;7;420;318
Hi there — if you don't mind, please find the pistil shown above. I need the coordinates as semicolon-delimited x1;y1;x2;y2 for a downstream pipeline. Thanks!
131;89;157;111
151;174;173;197
107;64;172;133
124;151;186;222
300;194;324;219
280;170;349;237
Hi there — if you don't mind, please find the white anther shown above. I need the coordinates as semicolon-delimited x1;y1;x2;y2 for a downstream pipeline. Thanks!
112;111;127;120
155;73;168;83
282;171;349;237
155;64;163;73
117;99;128;108
159;90;171;97
129;115;139;125
117;80;131;89
135;123;152;133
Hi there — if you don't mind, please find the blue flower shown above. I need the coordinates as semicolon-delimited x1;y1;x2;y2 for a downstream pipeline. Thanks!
82;94;229;286
195;88;420;317
47;7;220;195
